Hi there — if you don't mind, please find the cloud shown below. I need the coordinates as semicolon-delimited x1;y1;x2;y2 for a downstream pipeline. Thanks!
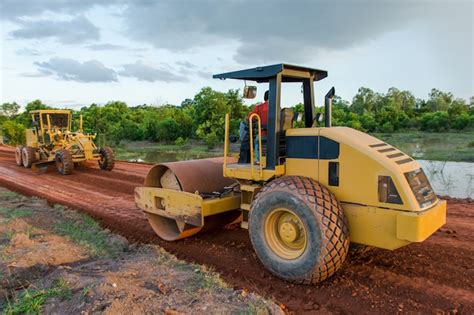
121;1;472;64
86;43;126;51
35;58;118;82
0;0;123;20
176;61;197;69
16;48;43;56
118;61;187;82
10;16;99;44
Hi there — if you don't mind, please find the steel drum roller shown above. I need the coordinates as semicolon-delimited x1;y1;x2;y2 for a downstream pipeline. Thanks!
142;157;240;241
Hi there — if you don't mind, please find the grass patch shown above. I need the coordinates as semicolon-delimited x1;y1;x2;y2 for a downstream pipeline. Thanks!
1;279;71;315
191;265;230;292
0;208;33;221
53;207;125;257
0;191;28;203
372;131;474;162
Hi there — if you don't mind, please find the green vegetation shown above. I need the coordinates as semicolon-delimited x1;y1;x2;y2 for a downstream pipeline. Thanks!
1;87;472;151
2;279;71;315
0;208;33;221
373;131;474;162
53;205;125;257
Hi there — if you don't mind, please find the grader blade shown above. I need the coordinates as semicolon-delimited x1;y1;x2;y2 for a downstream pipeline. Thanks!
31;160;55;173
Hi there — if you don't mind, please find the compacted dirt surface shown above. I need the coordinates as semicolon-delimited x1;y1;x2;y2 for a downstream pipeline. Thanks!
1;145;473;314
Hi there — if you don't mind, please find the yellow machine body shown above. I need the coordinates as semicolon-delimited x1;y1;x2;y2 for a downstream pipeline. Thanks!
282;126;446;249
26;110;102;164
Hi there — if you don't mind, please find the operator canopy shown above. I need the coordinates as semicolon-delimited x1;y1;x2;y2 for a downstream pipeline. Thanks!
213;63;328;83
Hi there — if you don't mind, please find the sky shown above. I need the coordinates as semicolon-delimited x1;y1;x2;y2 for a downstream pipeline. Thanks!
0;0;472;110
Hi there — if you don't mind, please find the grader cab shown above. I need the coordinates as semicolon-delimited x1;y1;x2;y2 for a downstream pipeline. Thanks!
15;109;115;175
135;64;446;284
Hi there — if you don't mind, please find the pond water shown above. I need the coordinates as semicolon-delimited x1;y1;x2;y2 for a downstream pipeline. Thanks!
418;160;473;199
121;149;473;199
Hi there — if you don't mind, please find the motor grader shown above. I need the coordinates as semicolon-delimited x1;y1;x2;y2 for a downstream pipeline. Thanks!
135;64;446;284
15;109;115;175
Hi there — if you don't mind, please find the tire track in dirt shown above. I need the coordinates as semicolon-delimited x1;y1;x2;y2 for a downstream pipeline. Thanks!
0;145;473;314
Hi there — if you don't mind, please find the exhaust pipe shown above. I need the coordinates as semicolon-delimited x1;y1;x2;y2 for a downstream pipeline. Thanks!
325;87;336;128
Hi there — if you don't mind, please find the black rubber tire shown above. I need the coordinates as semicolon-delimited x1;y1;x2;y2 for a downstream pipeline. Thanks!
21;146;36;168
249;176;349;284
99;147;115;171
55;149;74;175
15;145;24;166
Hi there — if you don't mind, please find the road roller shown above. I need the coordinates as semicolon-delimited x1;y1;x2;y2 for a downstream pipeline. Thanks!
135;64;446;284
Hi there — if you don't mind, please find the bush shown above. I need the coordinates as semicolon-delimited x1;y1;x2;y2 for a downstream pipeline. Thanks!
203;132;219;149
1;120;25;145
380;121;394;133
419;111;449;131
360;113;376;132
175;137;188;146
156;118;181;142
452;113;470;130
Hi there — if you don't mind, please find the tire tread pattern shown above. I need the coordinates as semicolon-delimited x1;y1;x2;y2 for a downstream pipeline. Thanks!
22;146;36;168
99;147;115;171
15;145;24;166
252;176;349;284
55;149;74;175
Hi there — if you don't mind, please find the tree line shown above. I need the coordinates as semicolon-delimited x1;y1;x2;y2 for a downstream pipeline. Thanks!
1;87;473;147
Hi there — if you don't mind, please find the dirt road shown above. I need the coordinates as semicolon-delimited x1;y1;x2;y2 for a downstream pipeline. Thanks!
1;145;473;314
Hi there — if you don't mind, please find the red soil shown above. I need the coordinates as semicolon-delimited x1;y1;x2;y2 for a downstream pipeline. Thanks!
1;145;472;314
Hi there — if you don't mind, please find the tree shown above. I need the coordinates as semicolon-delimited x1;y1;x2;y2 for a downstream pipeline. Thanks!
425;88;453;112
192;87;231;141
351;87;382;114
0;102;20;118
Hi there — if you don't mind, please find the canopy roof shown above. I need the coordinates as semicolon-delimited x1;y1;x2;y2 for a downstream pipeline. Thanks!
213;64;327;83
29;109;71;114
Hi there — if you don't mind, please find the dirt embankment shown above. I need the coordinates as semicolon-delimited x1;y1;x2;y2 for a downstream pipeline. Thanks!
0;145;473;314
0;188;281;314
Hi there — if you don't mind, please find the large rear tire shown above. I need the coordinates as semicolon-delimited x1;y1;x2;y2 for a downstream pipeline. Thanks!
55;149;73;175
15;146;24;166
21;146;36;168
249;176;349;284
99;147;115;171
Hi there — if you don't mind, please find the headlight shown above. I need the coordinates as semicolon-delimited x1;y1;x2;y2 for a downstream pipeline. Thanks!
405;169;436;208
378;176;403;204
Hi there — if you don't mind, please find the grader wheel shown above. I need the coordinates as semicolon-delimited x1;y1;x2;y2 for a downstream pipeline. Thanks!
21;146;36;168
249;176;349;284
99;147;115;171
15;146;23;166
55;149;74;175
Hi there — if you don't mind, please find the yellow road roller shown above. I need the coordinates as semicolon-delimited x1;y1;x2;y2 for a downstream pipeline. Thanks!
135;64;446;284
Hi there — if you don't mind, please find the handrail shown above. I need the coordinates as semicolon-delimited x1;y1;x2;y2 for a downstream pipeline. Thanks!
224;113;230;172
249;113;263;178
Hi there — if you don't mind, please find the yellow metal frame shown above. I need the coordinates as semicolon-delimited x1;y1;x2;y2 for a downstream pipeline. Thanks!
344;199;446;250
135;186;241;227
223;113;284;181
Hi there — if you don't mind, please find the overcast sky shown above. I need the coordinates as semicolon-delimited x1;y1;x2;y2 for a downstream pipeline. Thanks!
0;0;472;109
